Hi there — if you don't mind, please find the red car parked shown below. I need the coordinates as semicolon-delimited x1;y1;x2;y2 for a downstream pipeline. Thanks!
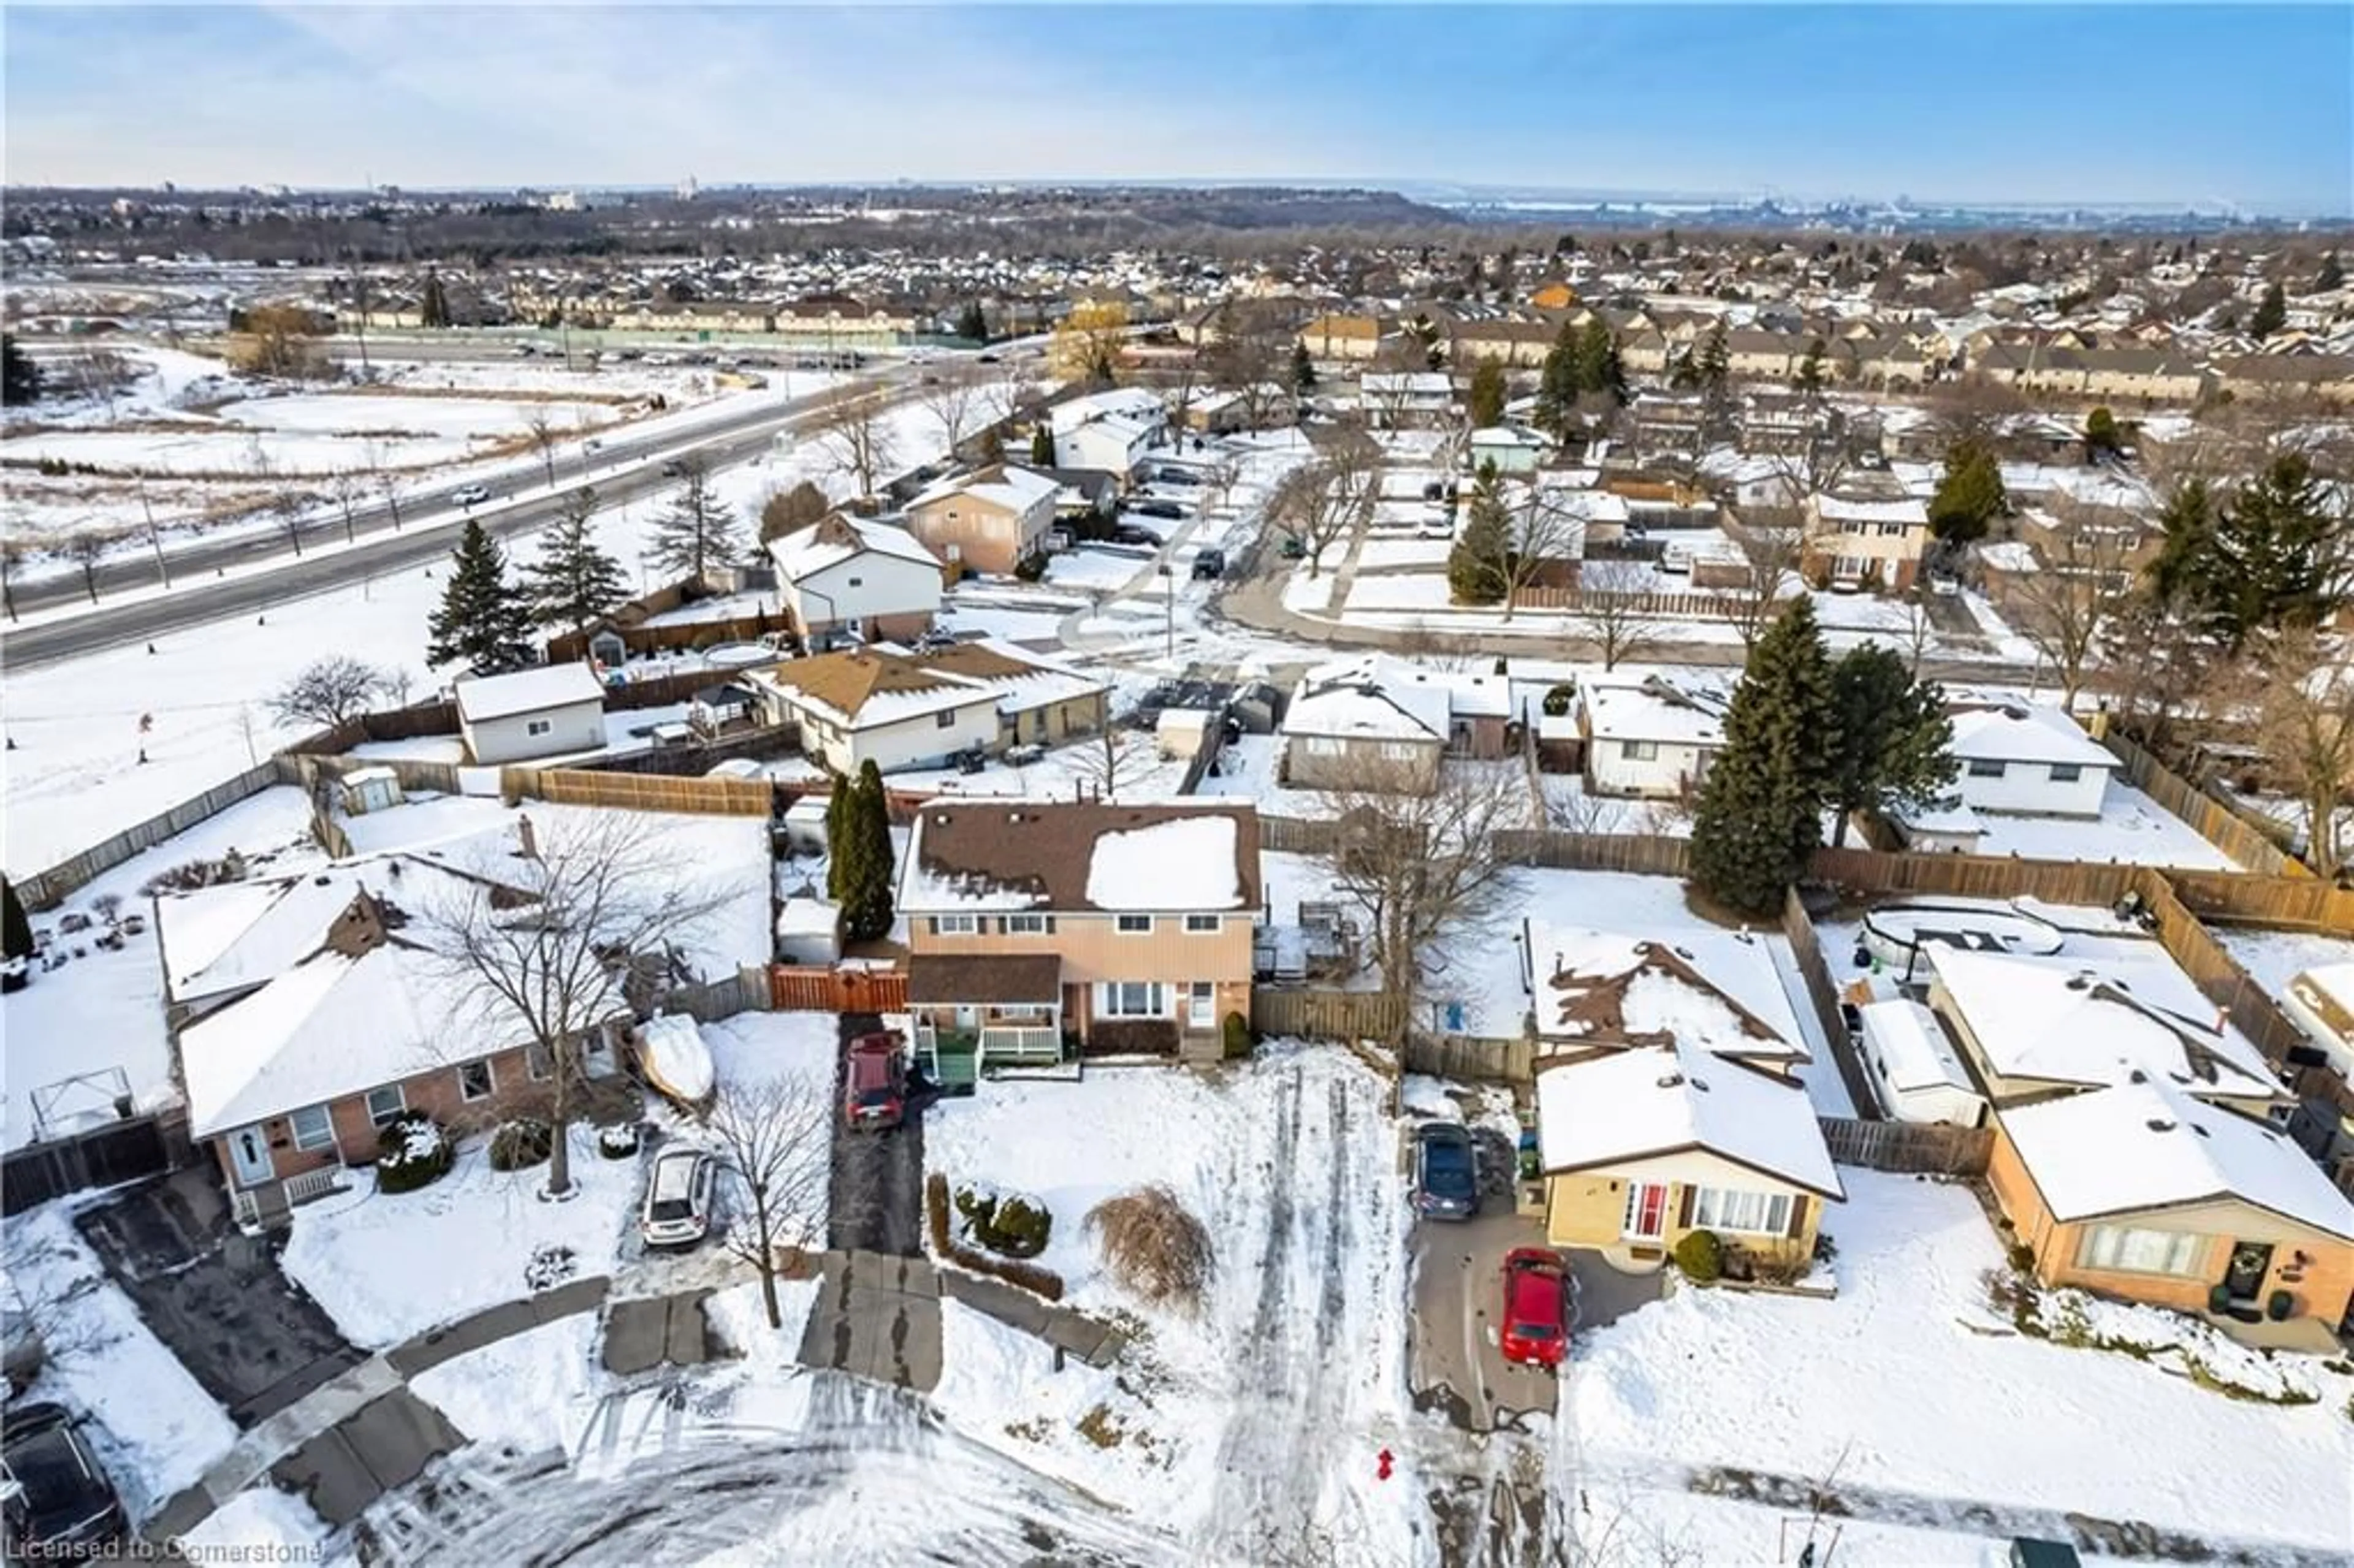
843;1032;907;1131
1499;1247;1570;1370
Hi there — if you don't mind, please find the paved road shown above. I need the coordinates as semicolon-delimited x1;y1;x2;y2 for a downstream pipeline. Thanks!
2;365;920;666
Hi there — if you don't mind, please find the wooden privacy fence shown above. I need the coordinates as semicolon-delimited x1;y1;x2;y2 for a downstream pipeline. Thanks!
770;965;909;1013
660;967;772;1024
13;759;296;910
1251;988;1407;1043
1;1112;191;1216
1816;1115;1992;1176
2098;728;2304;878
504;766;774;816
1495;829;1695;877
1508;585;1753;620
2166;870;2354;935
1780;887;1881;1121
1807;846;2145;907
1258;815;1339;855
1401;1032;1537;1084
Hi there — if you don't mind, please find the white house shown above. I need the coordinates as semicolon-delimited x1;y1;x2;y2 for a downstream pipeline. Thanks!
1945;701;2117;817
766;514;943;646
1469;425;1549;476
1857;998;1989;1126
1278;653;1452;793
453;662;606;765
742;648;1002;774
1359;372;1455;428
2283;962;2354;1081
1579;674;1731;799
1051;387;1167;479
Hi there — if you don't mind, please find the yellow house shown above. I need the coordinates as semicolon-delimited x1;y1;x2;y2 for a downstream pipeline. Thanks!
1529;281;1580;312
1535;1035;1844;1269
1297;313;1384;362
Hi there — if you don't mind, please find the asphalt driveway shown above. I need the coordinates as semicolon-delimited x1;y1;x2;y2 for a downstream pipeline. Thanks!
823;1011;926;1256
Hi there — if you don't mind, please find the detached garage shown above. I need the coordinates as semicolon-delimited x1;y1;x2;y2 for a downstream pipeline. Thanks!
455;663;607;765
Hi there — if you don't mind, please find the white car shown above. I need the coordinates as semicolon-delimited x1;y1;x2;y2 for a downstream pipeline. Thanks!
640;1147;716;1249
452;484;492;506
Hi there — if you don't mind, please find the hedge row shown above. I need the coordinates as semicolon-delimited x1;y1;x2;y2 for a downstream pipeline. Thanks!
924;1172;1065;1302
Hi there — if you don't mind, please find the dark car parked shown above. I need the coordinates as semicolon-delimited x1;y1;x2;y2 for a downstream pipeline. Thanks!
1191;547;1226;580
1411;1122;1479;1220
1128;498;1184;520
844;1032;908;1132
2;1406;125;1558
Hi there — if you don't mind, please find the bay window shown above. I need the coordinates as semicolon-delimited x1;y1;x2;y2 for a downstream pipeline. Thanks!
1097;981;1167;1018
1688;1186;1793;1236
2075;1225;2203;1277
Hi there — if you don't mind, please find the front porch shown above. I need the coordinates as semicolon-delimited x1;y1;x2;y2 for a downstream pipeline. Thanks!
907;953;1073;1092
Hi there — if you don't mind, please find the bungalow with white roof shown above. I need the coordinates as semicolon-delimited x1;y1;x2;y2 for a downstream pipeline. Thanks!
1989;1076;2354;1342
1579;674;1731;799
1856;997;1989;1126
1945;701;2116;818
742;639;1108;775
1050;387;1167;479
1800;492;1932;592
1468;425;1549;476
2282;961;2354;1082
1279;654;1450;793
1359;371;1455;429
902;463;1059;576
1520;919;1813;1079
454;661;606;766
766;514;943;647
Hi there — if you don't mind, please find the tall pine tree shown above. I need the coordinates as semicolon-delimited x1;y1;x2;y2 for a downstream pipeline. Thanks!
647;459;742;584
2204;454;2344;649
1928;440;2006;543
1290;341;1317;395
1690;598;1840;916
2250;280;2288;338
1466;358;1507;428
1448;465;1511;604
1826;646;1956;845
525;487;627;633
842;761;897;940
1;335;41;406
1030;424;1056;466
1534;319;1580;432
425;519;536;674
1573;319;1625;404
823;771;851;902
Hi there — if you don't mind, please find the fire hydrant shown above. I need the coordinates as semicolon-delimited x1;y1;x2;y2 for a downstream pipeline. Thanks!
1376;1447;1395;1482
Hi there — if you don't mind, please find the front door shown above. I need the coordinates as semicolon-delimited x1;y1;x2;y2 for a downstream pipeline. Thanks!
1622;1181;1669;1241
953;1004;979;1035
227;1126;275;1189
1187;982;1216;1029
2225;1241;2274;1303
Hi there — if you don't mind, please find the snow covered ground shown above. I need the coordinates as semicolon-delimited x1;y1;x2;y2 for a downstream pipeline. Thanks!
1560;1170;2354;1556
2219;927;2354;997
175;1485;330;1556
1967;778;2242;870
883;729;1190;802
280;1125;640;1350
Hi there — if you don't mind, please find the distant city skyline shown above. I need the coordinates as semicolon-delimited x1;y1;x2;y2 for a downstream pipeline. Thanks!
5;5;2348;215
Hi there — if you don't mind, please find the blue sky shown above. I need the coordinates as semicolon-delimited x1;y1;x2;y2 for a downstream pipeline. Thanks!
4;5;2347;211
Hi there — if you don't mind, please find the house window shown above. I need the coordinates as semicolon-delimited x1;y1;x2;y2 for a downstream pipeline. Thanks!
1002;914;1052;935
1301;736;1343;759
930;915;980;936
1116;914;1153;934
365;1086;406;1128
1688;1187;1793;1237
1099;981;1167;1017
1379;741;1422;763
2076;1225;2203;1277
997;1003;1049;1020
289;1104;335;1152
527;1044;555;1082
1184;914;1221;934
1621;739;1658;761
527;718;553;737
936;709;957;729
2048;763;2082;783
1965;759;2006;778
457;1060;495;1102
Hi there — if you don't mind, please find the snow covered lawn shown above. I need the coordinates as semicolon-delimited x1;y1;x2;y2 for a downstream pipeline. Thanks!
4;1204;240;1521
408;1313;603;1453
884;730;1189;802
1343;571;1457;612
219;392;620;443
280;1125;641;1349
1970;779;2241;870
2217;928;2354;997
1563;1171;2354;1553
1043;547;1150;592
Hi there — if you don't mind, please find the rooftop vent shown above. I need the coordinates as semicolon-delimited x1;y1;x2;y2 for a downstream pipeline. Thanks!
314;875;332;886
2065;971;2096;991
1655;1073;1684;1090
2000;703;2030;721
2190;1123;2211;1138
2145;1117;2176;1133
2128;1069;2148;1084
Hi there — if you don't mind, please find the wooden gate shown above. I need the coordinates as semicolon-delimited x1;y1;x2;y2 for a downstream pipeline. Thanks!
769;965;909;1013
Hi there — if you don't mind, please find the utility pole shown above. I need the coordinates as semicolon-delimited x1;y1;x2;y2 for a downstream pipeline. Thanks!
1159;563;1174;659
135;471;172;589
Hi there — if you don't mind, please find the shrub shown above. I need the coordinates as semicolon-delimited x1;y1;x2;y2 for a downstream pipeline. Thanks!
596;1123;641;1160
1221;1011;1252;1062
1013;554;1047;582
1086;1185;1214;1312
988;1196;1054;1259
375;1114;453;1194
926;1173;1065;1301
2006;1243;2036;1274
1541;683;1575;718
1672;1228;1724;1284
489;1117;554;1172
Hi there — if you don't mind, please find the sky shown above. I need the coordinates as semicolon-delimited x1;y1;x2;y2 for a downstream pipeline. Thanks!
4;4;2348;213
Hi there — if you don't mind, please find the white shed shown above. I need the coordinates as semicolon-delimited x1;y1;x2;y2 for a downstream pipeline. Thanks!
782;795;832;856
1858;998;1988;1127
1156;708;1214;760
340;766;403;816
454;663;607;766
776;897;843;965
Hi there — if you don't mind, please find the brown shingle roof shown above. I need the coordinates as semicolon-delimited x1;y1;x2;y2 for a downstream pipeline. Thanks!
907;953;1062;1005
907;801;1262;913
758;649;964;721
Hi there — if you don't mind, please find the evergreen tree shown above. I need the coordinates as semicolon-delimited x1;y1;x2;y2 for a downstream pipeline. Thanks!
1572;319;1625;403
955;300;989;342
2083;406;2122;463
824;771;851;902
1927;440;2006;543
1795;338;1828;397
1289;340;1317;396
1690;599;1840;916
758;480;831;544
2147;476;2217;607
419;270;451;329
646;459;742;584
1030;424;1056;466
1;335;40;406
2317;252;2345;293
1534;318;1580;433
2;875;34;983
525;487;627;633
1826;645;1956;845
2250;280;2288;338
2204;455;2344;649
1466;358;1507;428
842;761;897;940
425;519;535;674
1447;465;1511;604
1694;321;1731;389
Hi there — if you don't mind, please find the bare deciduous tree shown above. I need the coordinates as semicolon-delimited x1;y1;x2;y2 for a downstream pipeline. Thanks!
526;409;560;489
267;655;395;729
2239;628;2354;877
1267;421;1380;579
1569;558;1657;671
2005;512;2139;711
1721;523;1802;652
1204;301;1294;431
1;539;21;622
1491;481;1586;622
706;1073;832;1329
919;366;985;457
329;471;365;546
421;814;743;1199
270;484;310;558
1322;759;1529;1059
64;533;106;604
1073;725;1159;802
813;395;901;500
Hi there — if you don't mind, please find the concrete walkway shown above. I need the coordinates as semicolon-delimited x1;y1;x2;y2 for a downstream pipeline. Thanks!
142;1276;612;1542
935;1265;1128;1369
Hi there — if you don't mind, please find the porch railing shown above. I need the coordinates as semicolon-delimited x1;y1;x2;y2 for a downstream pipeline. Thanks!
980;1024;1062;1062
284;1166;348;1207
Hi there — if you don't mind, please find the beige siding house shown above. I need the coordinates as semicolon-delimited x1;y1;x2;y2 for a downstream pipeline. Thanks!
902;464;1061;577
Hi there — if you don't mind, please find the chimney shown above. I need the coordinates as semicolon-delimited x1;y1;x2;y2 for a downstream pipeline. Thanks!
516;813;539;860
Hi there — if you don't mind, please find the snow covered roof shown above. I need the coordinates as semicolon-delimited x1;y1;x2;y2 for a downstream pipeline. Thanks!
744;648;995;729
1523;919;1808;1064
1859;999;1980;1096
636;1013;714;1105
1812;494;1929;528
908;463;1059;517
1927;947;2285;1103
768;514;943;582
454;661;604;723
1050;387;1166;435
913;637;1108;717
902;801;1260;914
1580;675;1731;748
1534;1035;1843;1198
1946;702;2117;769
1284;655;1450;744
2000;1078;2354;1241
1361;372;1453;397
775;897;840;938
